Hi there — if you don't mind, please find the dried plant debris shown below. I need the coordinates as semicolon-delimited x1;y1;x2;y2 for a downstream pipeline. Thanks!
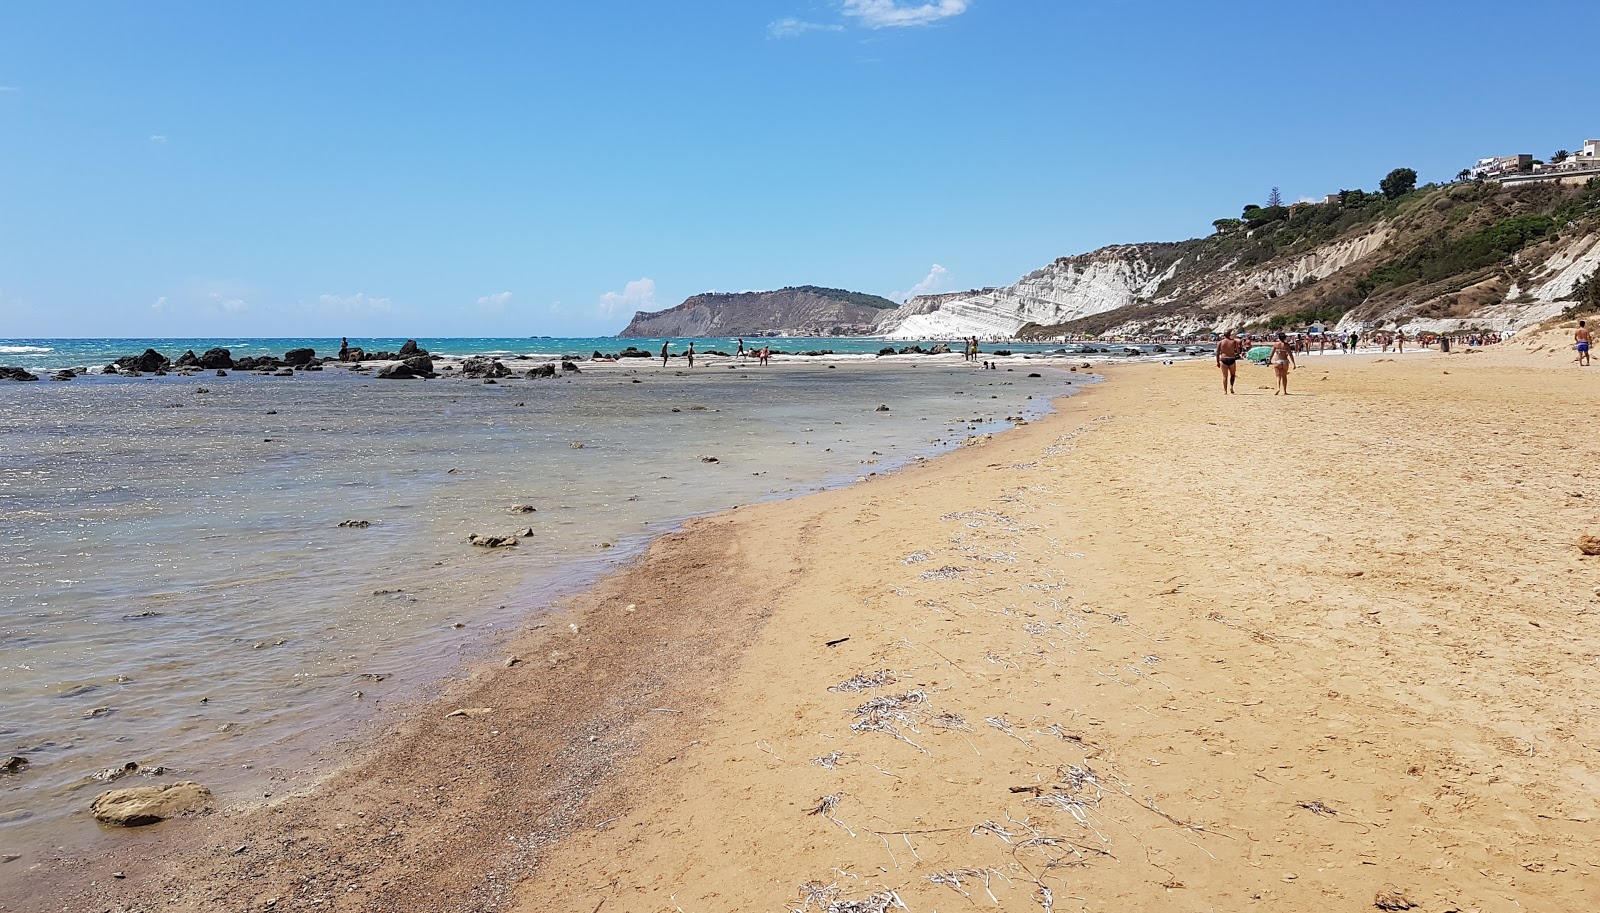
849;690;930;750
1297;800;1338;816
927;868;1003;903
813;751;847;770
829;670;899;693
901;551;932;564
807;795;855;836
927;711;970;730
919;565;966;580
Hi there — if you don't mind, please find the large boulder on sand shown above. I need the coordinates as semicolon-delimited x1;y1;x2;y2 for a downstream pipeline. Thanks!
283;348;317;366
402;355;435;375
90;781;212;826
461;357;510;378
0;367;40;381
398;340;427;357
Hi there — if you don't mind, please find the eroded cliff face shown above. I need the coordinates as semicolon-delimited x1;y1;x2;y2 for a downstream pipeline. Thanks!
620;288;894;338
877;246;1181;339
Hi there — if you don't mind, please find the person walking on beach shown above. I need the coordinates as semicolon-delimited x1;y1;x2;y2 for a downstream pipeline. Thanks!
1216;330;1242;394
686;341;695;368
736;338;745;359
1349;330;1359;353
1577;321;1592;366
759;345;770;365
660;341;670;366
1395;329;1406;354
1270;332;1296;395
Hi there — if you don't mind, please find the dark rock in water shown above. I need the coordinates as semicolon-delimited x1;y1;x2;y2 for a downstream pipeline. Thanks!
283;348;316;366
115;349;169;373
617;347;651;359
468;534;518;548
929;344;951;355
398;340;424;357
199;348;233;369
0;367;40;381
897;346;926;355
103;363;119;375
528;363;556;378
798;350;833;357
174;350;201;368
592;350;606;360
377;363;419;380
50;369;76;381
234;356;282;371
510;504;537;513
878;347;896;356
992;349;1012;357
402;355;435;376
1;756;26;773
461;356;510;378
1028;372;1042;378
875;404;890;412
338;520;371;529
561;361;579;373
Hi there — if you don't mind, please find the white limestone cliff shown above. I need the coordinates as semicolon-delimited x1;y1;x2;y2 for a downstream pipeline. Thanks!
876;245;1180;339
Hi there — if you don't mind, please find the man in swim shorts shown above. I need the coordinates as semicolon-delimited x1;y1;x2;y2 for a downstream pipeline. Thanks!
1216;330;1242;394
1577;321;1592;366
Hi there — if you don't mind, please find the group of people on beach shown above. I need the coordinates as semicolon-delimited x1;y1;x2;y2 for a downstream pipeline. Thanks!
1215;330;1297;396
962;337;982;362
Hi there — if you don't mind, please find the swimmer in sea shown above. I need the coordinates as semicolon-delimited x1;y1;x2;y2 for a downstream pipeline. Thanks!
1577;320;1592;366
1270;332;1297;395
1216;330;1242;394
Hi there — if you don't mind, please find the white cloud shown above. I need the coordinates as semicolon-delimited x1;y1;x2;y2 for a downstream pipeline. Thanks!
768;17;844;37
599;278;657;316
317;292;391;313
151;296;169;311
894;263;954;302
475;290;513;309
148;134;167;144
841;0;969;28
210;293;249;313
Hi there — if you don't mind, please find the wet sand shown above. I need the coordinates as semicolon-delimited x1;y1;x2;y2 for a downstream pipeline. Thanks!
17;340;1600;913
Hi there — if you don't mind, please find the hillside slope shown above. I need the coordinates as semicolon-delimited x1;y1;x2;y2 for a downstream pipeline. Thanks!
875;178;1600;338
620;287;896;338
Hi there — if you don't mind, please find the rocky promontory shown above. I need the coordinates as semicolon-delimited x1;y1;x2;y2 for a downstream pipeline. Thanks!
619;286;897;338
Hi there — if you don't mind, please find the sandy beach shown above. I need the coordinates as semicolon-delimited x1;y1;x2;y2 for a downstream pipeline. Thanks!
18;340;1600;913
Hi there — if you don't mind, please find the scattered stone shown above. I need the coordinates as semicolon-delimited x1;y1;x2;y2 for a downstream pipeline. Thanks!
92;762;142;782
0;367;40;382
1;757;26;773
701;456;719;463
90;781;212;826
514;527;535;537
1580;536;1600;557
570;442;585;449
445;707;493;719
561;361;579;372
875;404;890;412
337;520;371;529
510;504;537;513
1374;890;1416;911
1028;372;1042;378
84;706;114;719
468;534;519;548
377;363;420;380
50;369;76;381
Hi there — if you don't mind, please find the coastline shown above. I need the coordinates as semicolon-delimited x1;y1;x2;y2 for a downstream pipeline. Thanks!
18;343;1599;912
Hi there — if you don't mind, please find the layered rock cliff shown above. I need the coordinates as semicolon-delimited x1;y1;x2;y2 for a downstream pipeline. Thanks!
619;286;897;338
874;178;1600;338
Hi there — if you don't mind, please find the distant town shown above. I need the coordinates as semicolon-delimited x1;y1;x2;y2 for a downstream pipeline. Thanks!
1465;137;1600;185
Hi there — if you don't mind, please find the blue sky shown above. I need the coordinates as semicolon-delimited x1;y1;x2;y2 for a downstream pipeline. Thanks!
2;1;1596;337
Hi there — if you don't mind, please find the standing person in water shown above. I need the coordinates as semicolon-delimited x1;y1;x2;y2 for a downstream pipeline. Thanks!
1215;330;1242;394
1576;321;1592;366
1270;332;1297;395
660;340;670;366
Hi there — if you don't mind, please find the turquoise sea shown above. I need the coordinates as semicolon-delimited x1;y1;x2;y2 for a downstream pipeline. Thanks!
0;336;1128;374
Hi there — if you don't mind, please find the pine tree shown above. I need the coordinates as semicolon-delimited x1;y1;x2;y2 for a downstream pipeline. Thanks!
1266;187;1283;208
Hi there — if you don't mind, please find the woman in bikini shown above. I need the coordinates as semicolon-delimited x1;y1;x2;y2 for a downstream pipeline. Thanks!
1215;330;1242;394
1270;332;1296;395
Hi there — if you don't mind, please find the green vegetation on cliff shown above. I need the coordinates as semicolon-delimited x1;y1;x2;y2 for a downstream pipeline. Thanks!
1027;171;1600;337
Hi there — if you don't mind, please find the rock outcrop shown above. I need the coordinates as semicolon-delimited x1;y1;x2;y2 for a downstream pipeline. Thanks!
620;286;897;338
90;781;212;826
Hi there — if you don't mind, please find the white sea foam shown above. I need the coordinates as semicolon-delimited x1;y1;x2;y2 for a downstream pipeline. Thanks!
0;345;53;354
